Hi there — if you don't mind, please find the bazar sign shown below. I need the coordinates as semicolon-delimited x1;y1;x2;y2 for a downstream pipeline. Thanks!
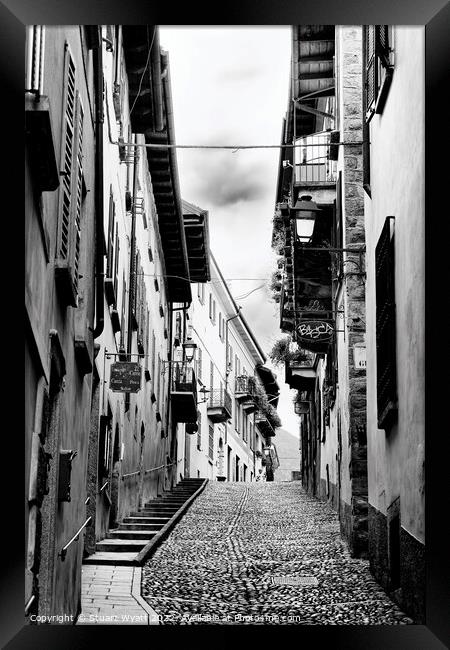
297;320;334;342
110;362;142;393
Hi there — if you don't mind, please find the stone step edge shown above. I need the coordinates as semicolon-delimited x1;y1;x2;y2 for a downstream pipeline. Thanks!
134;478;209;566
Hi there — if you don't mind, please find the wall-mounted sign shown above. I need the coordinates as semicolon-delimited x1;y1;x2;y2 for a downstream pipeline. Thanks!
297;320;334;343
110;362;142;393
353;345;367;369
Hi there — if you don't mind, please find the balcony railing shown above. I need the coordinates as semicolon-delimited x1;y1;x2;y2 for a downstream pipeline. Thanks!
235;375;256;398
171;361;196;394
209;388;232;413
171;361;197;423
294;131;337;184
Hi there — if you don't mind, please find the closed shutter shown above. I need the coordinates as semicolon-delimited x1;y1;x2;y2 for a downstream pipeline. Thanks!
365;25;376;114
106;191;115;278
72;94;84;293
113;224;119;302
208;424;214;460
197;348;202;381
59;45;76;261
375;217;397;428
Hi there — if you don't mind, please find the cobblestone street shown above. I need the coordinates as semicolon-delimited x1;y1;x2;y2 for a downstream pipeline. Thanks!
142;482;414;625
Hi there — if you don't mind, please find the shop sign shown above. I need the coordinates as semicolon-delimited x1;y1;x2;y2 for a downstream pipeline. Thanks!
110;362;142;393
353;345;367;369
297;320;334;343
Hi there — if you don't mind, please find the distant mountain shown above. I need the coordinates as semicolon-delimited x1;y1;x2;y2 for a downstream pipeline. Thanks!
273;427;300;482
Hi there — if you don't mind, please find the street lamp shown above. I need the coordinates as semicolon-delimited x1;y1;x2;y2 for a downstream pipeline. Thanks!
291;195;322;244
182;339;197;363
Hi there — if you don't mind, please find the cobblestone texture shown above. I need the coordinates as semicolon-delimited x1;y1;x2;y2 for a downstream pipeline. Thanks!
142;482;414;625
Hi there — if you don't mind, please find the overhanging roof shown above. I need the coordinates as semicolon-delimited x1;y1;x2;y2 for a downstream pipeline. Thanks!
122;26;191;303
181;199;211;283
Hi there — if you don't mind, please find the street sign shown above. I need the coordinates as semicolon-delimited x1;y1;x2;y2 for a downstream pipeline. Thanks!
297;320;334;343
109;362;142;393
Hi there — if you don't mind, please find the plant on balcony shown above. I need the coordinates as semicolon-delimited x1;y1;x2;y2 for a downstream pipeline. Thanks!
269;335;314;367
272;223;286;255
265;403;282;429
268;270;283;303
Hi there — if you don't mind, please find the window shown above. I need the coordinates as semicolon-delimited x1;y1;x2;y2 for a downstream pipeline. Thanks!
119;271;127;349
249;421;254;451
210;361;214;394
376;217;397;429
151;332;156;389
227;344;233;370
105;190;119;307
209;294;216;324
235;355;241;378
364;25;394;121
55;43;85;307
26;26;45;95
196;347;202;382
197;411;202;450
219;313;223;339
197;283;205;304
208;424;214;460
242;413;248;443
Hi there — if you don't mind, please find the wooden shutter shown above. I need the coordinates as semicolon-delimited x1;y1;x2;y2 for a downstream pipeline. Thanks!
197;347;202;381
375;217;397;428
364;25;376;117
72;94;84;293
106;191;115;277
113;224;119;302
59;45;76;261
376;25;390;66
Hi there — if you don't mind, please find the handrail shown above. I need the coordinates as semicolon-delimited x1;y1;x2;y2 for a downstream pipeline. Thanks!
59;516;92;561
99;481;109;493
121;470;141;480
144;461;177;474
25;594;36;616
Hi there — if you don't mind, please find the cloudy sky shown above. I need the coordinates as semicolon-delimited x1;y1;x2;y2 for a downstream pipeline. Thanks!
159;27;300;436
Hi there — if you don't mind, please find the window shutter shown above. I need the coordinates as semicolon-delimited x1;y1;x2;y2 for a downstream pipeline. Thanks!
72;94;84;293
106;191;114;277
197;347;202;381
376;25;390;65
113;224;119;301
375;217;397;428
59;45;76;261
365;25;376;115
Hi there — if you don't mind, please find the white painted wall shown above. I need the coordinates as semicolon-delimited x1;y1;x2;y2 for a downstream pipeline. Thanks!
364;27;425;543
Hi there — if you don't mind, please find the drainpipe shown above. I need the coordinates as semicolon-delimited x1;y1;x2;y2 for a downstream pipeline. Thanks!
93;29;105;339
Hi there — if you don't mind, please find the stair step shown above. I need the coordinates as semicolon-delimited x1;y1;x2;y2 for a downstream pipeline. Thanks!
137;507;179;513
123;516;171;524
119;523;166;531
83;552;137;566
108;530;157;540
96;538;147;552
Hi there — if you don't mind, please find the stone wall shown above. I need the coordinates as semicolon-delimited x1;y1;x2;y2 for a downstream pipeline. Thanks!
341;26;368;557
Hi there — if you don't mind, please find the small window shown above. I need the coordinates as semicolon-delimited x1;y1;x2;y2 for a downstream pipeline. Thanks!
197;411;202;450
196;348;202;382
364;25;394;122
376;217;397;429
208;424;214;460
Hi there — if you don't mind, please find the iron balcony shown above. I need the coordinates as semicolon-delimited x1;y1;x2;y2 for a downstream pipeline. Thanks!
207;388;232;423
171;361;197;423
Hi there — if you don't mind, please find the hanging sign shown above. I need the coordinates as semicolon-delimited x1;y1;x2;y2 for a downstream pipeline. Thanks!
297;320;334;343
110;362;142;393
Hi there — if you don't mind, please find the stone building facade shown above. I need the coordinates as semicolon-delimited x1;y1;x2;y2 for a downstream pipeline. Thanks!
363;26;425;623
270;23;425;622
25;25;98;621
180;232;281;483
271;25;368;558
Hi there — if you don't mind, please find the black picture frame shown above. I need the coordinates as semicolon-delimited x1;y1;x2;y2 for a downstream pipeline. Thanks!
8;0;450;647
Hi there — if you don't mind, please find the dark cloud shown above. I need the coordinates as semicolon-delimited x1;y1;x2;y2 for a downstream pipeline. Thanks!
189;152;269;208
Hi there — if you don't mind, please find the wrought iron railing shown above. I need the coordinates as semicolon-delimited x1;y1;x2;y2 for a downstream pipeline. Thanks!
171;361;196;394
208;388;232;414
294;131;337;184
235;375;256;396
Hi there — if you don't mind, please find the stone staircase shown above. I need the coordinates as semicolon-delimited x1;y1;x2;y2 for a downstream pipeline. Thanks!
83;478;206;566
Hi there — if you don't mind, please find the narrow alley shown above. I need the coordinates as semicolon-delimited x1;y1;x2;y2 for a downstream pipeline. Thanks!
136;482;413;625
